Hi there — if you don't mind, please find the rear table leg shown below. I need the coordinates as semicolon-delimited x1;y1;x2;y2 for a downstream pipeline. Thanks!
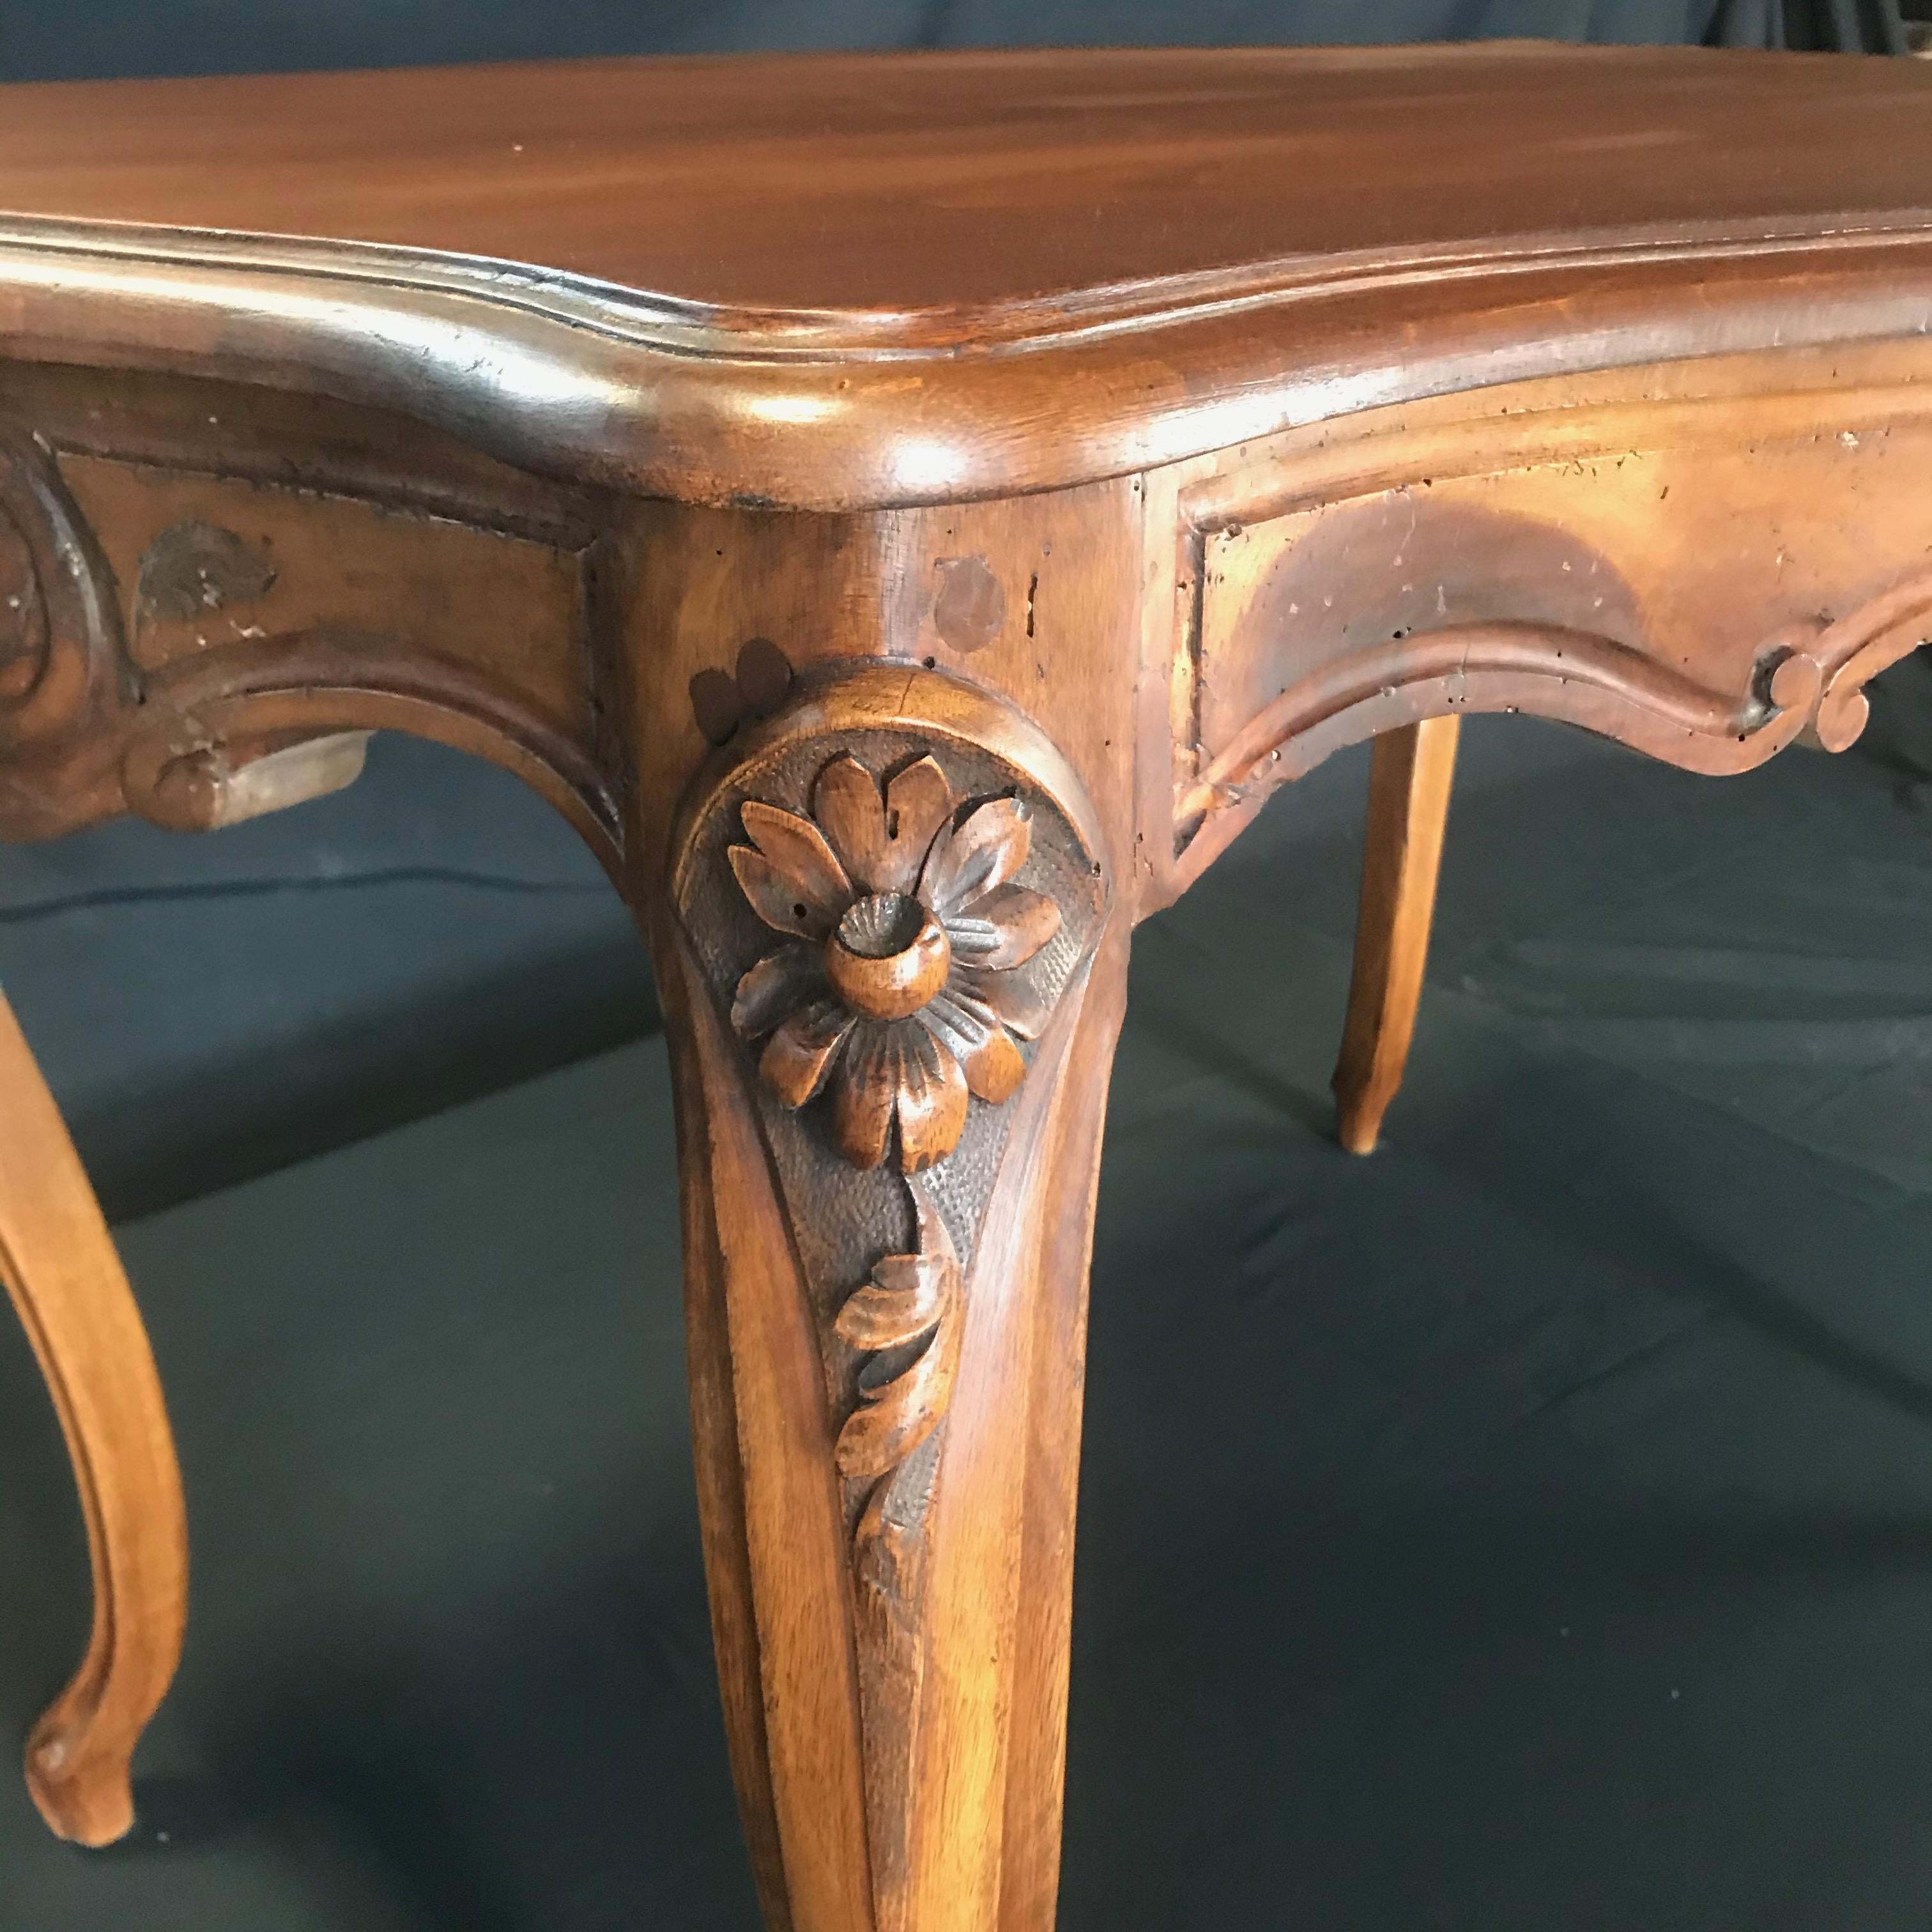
1333;715;1460;1156
0;991;187;1846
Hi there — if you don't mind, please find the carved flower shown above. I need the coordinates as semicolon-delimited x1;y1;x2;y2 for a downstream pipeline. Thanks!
728;752;1062;1170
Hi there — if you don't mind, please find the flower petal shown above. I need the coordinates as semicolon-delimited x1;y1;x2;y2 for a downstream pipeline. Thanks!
759;998;853;1107
730;847;832;938
894;1021;970;1171
921;796;1032;915
736;799;852;931
953;963;1051;1041
945;884;1061;969
832;1023;898;1170
880;756;956;894
812;755;891;893
732;942;824;1038
922;992;1025;1104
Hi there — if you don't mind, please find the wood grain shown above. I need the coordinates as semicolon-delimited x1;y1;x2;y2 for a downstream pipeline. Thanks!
0;993;187;1848
7;45;1930;313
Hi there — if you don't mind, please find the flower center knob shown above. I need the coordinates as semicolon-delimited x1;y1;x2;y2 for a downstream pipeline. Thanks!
827;891;951;1021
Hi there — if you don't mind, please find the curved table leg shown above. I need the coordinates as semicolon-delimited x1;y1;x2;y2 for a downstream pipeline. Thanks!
663;932;1126;1932
0;992;187;1847
653;667;1123;1932
1332;715;1460;1156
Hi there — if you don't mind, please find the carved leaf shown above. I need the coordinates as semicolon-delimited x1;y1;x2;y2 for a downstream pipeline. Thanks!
921;991;1026;1104
732;941;824;1038
834;1180;961;1481
836;1326;958;1478
734;799;853;933
835;1248;952;1351
760;997;854;1106
952;962;1051;1041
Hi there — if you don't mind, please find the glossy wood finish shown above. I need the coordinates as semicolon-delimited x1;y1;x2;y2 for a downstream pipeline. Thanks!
3;43;1932;1929
1334;716;1460;1156
0;992;187;1847
4;47;1932;507
13;45;1932;304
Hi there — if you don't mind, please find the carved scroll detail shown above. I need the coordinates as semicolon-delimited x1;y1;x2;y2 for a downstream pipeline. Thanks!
1172;578;1932;871
670;663;1105;1912
0;436;130;809
1806;569;1932;753
0;493;49;701
0;434;620;862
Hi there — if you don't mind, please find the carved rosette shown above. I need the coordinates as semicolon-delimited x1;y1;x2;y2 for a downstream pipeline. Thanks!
727;751;1062;1172
0;481;49;702
670;663;1107;1897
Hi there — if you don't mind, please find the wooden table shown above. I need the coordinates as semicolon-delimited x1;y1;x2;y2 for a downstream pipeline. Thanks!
3;42;1931;1930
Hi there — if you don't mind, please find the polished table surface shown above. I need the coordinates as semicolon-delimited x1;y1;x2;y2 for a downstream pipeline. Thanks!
3;45;1931;508
3;45;1930;312
4;42;1932;1932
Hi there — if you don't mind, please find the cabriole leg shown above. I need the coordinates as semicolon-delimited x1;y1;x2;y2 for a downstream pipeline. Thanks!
1333;714;1460;1156
655;665;1121;1932
0;992;187;1847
